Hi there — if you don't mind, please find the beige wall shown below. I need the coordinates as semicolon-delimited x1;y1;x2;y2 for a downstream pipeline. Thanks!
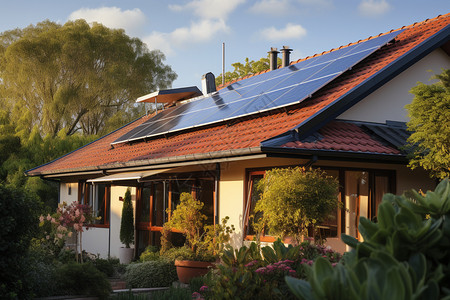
59;155;436;255
338;48;450;123
217;156;436;251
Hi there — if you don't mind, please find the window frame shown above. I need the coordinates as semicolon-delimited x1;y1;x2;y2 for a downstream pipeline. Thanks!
243;165;395;242
77;181;110;228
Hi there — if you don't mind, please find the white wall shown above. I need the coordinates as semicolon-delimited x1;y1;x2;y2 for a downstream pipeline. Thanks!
109;186;136;259
338;48;450;123
59;182;136;258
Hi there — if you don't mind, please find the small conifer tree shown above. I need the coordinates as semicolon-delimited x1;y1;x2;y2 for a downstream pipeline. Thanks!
120;188;134;248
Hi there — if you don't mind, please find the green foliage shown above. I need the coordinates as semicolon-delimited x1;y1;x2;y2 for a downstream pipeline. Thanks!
124;261;178;288
120;188;135;248
0;19;177;137
0;184;39;299
216;56;282;86
406;69;450;179
92;257;119;277
255;167;339;243
160;246;197;262
196;240;341;300
24;247;59;298
140;245;161;262
286;179;450;299
55;262;112;300
164;193;234;261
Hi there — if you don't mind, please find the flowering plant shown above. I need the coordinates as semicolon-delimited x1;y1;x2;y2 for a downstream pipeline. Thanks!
39;201;97;262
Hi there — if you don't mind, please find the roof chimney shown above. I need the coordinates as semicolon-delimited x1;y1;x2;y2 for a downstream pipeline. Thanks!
281;46;292;68
268;47;279;71
201;72;216;95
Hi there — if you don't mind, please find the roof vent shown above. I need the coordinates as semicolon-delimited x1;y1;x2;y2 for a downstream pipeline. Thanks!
268;47;279;71
201;72;216;95
281;46;292;68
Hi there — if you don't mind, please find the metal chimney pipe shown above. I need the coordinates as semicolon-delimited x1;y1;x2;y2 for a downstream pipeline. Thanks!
281;46;292;68
268;47;279;71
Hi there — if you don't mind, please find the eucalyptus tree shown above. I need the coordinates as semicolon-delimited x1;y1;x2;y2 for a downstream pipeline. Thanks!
0;19;177;137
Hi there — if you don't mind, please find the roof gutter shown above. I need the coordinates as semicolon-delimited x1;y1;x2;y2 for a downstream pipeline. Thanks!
32;147;264;178
261;146;408;164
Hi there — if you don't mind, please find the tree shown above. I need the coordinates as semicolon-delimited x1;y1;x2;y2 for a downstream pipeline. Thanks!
120;188;134;248
0;19;177;137
0;184;39;299
405;69;450;179
216;56;281;86
254;167;339;244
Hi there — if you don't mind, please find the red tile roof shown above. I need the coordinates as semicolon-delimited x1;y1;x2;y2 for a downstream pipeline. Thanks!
282;121;403;155
27;13;450;176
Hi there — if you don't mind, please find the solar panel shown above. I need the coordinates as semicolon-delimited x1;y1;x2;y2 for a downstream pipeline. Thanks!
113;30;403;145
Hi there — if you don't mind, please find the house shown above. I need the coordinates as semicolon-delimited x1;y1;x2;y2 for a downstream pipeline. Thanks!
26;13;450;257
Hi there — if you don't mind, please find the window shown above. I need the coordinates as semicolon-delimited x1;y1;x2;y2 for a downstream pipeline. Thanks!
78;181;110;226
243;167;394;242
135;174;216;256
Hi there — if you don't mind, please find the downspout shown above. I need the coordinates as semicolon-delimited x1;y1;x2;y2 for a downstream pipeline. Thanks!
303;155;318;168
108;187;111;259
215;163;220;225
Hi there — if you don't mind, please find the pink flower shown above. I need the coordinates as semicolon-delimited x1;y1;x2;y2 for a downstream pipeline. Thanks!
73;223;79;231
46;235;50;240
80;215;86;222
192;292;202;299
57;233;63;239
39;215;44;223
289;269;296;274
199;285;208;292
46;214;52;221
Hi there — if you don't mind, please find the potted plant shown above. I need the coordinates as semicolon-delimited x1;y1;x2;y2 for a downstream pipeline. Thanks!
162;192;234;283
119;188;135;263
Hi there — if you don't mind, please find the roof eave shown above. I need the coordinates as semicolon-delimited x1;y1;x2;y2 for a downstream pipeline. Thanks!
29;147;264;178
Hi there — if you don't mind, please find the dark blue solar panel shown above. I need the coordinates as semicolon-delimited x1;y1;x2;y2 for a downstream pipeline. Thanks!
113;30;403;144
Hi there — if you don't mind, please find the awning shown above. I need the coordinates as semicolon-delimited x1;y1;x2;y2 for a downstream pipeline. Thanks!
87;168;172;183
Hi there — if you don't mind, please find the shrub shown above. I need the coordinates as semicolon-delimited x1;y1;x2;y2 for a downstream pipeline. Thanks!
26;255;59;298
140;245;161;262
55;262;112;300
93;257;117;277
161;246;196;262
0;185;39;299
124;261;178;288
254;167;339;244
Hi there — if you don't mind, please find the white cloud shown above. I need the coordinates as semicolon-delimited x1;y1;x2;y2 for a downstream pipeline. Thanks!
144;19;228;56
144;32;174;56
169;0;245;20
260;23;307;41
297;0;333;7
68;7;146;35
249;0;293;16
358;0;391;17
145;0;244;56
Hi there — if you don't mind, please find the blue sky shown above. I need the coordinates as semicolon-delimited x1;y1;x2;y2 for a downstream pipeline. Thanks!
0;1;448;90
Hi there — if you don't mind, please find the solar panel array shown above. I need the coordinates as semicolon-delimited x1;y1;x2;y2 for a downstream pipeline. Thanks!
113;30;403;145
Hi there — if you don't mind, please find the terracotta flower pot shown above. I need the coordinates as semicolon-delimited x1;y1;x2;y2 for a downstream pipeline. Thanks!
174;259;214;284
